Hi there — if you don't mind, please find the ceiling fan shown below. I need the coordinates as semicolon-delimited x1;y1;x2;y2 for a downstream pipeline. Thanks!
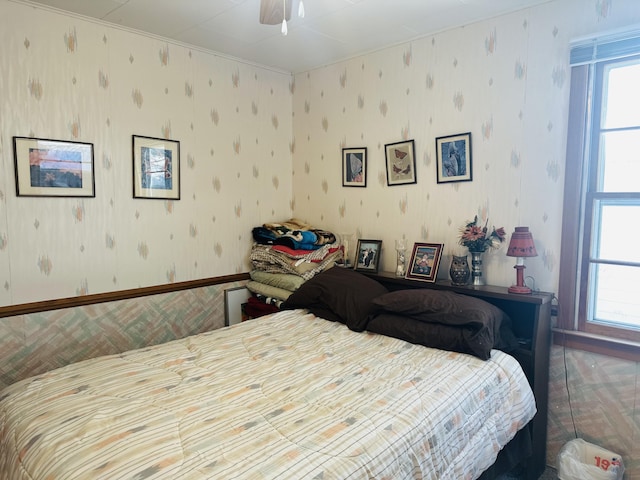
259;0;305;34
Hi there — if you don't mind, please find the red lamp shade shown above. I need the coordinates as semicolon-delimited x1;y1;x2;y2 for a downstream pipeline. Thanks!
506;227;537;294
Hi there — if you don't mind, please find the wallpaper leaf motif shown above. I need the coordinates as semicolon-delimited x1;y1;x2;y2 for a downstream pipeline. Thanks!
159;45;169;66
64;27;77;53
72;202;84;222
596;0;612;19
403;47;412;67
105;234;115;249
485;28;497;55
166;265;176;283
76;279;88;296
511;150;521;167
68;116;81;138
185;82;193;97
210;109;219;125
515;60;527;79
98;69;109;89
272;176;279;190
162;121;171;139
233;137;241;154
232;70;240;88
379;101;388;117
426;74;434;89
339;70;347;88
552;66;566;87
38;255;53;275
137;242;149;260
235;202;242;217
453;92;464;111
132;89;143;108
481;117;493;140
28;78;43;100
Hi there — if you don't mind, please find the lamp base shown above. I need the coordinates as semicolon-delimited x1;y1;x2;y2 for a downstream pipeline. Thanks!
508;284;532;294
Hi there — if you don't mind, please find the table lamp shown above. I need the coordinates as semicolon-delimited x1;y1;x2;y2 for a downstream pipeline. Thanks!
506;226;537;294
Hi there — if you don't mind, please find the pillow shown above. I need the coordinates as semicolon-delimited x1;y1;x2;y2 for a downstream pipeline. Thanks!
371;289;518;352
366;312;495;360
280;266;388;331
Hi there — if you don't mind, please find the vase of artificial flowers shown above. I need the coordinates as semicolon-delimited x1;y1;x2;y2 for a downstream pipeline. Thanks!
459;216;506;286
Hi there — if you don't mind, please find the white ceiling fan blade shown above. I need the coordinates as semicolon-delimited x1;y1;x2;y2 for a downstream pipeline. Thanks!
259;0;291;25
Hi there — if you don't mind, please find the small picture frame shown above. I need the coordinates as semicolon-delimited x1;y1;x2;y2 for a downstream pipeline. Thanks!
385;139;417;186
342;147;367;187
406;242;444;283
436;132;472;183
133;135;180;200
354;239;382;273
13;136;95;197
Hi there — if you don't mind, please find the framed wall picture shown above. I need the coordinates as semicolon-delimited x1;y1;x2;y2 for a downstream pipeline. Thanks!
13;136;95;197
385;139;416;186
354;239;382;273
405;242;444;282
342;147;367;187
133;135;180;200
435;132;472;183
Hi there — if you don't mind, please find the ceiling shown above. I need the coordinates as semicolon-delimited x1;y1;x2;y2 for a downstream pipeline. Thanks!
23;0;552;73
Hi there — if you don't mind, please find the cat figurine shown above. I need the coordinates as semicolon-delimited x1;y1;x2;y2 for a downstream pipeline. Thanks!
449;255;470;286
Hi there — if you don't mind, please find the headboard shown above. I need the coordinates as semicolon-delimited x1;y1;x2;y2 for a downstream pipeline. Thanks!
365;271;553;480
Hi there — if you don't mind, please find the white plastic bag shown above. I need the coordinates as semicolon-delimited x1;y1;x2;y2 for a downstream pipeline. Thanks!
558;438;624;480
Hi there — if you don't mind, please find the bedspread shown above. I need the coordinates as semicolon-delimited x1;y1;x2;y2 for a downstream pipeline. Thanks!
0;310;536;480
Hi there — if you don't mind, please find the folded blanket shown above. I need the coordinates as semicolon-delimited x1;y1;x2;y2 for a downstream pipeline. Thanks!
246;280;293;301
250;270;306;292
252;218;337;250
250;244;342;280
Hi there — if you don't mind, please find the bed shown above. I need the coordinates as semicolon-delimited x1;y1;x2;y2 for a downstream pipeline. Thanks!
0;268;540;480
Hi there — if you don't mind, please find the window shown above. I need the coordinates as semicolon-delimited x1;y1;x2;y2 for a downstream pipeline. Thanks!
558;32;640;360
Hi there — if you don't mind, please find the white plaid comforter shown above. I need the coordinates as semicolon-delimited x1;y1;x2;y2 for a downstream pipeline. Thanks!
0;309;535;479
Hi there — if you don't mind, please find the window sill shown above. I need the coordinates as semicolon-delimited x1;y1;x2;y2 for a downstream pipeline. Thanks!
552;328;640;362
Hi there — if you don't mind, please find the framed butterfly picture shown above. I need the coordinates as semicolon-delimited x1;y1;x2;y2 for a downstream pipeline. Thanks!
435;132;472;184
384;140;416;186
342;147;367;187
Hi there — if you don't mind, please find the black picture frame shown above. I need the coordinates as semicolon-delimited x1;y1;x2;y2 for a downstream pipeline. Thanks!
342;147;367;187
435;132;472;183
354;239;382;273
132;135;181;200
13;136;95;197
384;139;416;186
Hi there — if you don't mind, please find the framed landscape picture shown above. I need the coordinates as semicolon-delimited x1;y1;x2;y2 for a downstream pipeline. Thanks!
13;136;95;197
385;139;416;186
133;135;180;200
435;132;472;183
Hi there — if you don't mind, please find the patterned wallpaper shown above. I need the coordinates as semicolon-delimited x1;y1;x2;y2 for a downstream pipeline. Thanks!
291;0;640;295
0;0;293;307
